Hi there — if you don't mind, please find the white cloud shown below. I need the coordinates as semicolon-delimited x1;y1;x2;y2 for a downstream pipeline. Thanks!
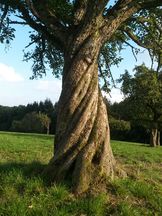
0;79;62;106
36;80;62;93
0;63;24;82
103;88;123;104
37;80;49;91
110;88;123;103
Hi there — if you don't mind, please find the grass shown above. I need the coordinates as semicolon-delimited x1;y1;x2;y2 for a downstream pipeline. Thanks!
0;131;162;215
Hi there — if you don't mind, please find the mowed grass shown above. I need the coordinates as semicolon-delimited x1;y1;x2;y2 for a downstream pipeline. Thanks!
0;132;162;215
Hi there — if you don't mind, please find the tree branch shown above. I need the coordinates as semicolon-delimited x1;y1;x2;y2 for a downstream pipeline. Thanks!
0;0;68;51
123;27;153;49
123;40;138;61
67;0;109;56
73;0;88;25
24;0;68;49
0;4;8;21
101;0;162;42
9;21;27;25
102;4;138;41
0;4;8;27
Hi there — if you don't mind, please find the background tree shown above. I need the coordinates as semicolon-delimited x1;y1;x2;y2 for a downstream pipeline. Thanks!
119;64;162;147
0;105;26;131
11;111;51;134
0;99;57;134
0;0;162;193
11;112;43;133
38;112;51;134
108;98;151;144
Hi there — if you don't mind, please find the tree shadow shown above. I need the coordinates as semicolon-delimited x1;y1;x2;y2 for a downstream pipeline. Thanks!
0;161;52;186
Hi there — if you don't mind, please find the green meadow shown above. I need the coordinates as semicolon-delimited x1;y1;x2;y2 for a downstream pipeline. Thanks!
0;131;162;216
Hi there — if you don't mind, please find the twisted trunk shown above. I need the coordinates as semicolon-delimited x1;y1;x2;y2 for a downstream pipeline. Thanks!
45;36;115;194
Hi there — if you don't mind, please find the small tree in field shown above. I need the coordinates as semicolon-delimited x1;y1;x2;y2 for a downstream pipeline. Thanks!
0;1;162;193
11;112;45;133
39;112;51;134
119;65;162;147
11;112;51;134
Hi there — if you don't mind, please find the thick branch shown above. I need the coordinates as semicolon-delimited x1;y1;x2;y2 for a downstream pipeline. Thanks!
0;0;68;51
102;0;162;42
24;0;68;49
70;0;109;54
16;4;54;43
123;27;153;49
73;0;88;25
101;1;139;42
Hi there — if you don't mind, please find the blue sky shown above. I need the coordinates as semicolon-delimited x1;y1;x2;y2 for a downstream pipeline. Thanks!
0;25;62;106
0;22;151;107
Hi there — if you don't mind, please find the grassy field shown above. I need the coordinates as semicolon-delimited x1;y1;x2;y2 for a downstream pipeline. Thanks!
0;131;162;215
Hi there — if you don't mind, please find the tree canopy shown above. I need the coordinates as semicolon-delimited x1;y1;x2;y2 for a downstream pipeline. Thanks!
0;1;162;88
119;64;162;146
119;64;162;116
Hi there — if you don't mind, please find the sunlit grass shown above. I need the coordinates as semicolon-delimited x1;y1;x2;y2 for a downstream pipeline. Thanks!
0;131;162;215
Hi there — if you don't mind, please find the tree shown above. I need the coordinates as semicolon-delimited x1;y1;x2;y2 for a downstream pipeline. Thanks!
0;105;26;131
0;100;56;133
38;112;51;134
119;64;162;147
0;1;162;194
11;112;44;133
11;111;51;133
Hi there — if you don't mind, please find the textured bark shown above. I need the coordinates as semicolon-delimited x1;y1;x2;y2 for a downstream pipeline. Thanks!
45;36;115;194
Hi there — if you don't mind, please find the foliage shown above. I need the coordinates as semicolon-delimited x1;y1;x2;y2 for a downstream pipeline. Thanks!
119;64;162;127
0;1;162;90
109;118;131;141
38;112;51;134
1;132;162;215
0;105;26;131
102;97;161;143
11;112;51;134
0;99;57;134
112;65;162;144
109;118;130;132
109;99;133;121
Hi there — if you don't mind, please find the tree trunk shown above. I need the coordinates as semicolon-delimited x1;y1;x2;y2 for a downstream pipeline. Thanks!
45;36;115;194
157;131;160;146
150;128;157;147
150;121;160;147
47;124;50;135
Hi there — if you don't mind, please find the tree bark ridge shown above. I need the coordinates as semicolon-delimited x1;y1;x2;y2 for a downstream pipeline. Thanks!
45;46;115;193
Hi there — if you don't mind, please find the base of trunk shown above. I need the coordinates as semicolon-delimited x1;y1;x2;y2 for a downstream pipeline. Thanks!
150;128;161;147
44;92;118;194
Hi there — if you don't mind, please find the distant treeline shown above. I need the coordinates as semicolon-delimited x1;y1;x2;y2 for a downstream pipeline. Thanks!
0;99;57;134
0;98;161;144
106;99;162;145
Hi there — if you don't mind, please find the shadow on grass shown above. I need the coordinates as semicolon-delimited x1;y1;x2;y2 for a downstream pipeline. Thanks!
0;161;53;186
